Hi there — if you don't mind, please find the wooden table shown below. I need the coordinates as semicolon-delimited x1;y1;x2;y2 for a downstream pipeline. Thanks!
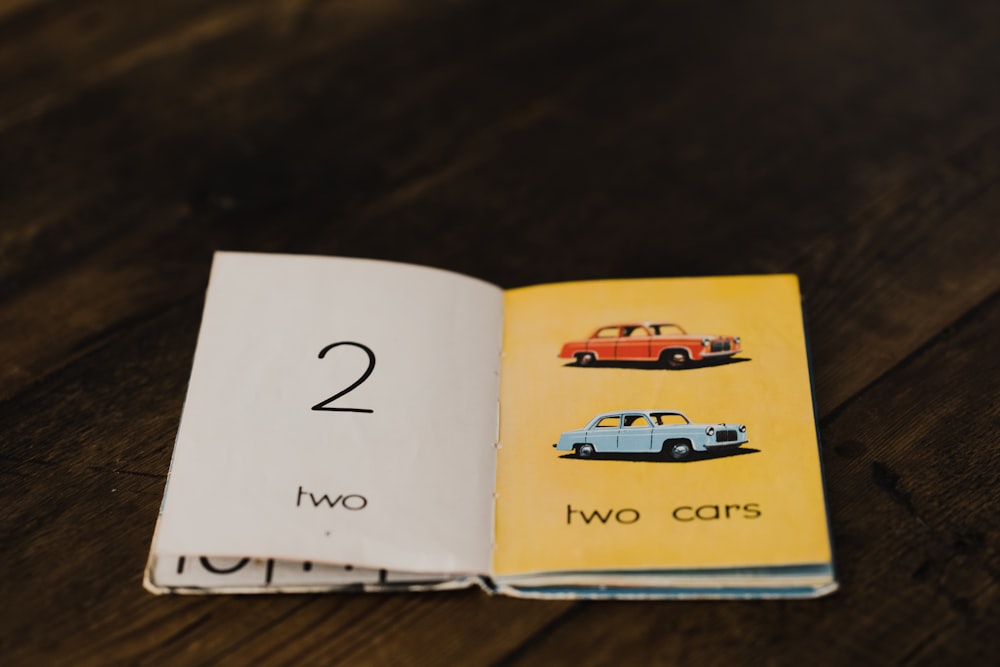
2;1;998;664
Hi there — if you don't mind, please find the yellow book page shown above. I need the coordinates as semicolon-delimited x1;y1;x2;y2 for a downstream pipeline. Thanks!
493;275;832;576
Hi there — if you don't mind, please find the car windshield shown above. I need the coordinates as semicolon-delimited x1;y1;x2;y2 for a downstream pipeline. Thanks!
650;412;690;425
649;323;686;335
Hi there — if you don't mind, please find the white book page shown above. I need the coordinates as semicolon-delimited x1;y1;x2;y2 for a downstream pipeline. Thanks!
153;252;502;574
145;553;464;593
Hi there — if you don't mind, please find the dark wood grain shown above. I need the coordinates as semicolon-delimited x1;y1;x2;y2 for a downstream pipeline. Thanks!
2;0;999;665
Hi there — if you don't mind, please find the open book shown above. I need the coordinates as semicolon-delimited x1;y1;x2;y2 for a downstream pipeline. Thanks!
144;252;836;599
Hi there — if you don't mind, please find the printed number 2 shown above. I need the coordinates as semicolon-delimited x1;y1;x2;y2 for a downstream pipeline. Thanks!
311;342;375;413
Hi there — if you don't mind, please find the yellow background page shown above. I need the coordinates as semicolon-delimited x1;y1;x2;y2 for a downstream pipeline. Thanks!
493;275;832;575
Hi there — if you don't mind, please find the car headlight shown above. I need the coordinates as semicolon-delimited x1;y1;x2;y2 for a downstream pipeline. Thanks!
705;426;715;436
702;337;711;346
739;424;746;432
734;337;741;344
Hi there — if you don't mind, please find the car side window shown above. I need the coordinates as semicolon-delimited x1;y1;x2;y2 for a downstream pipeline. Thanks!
593;416;621;428
594;327;620;338
651;413;689;426
651;324;685;336
623;326;650;338
623;415;651;427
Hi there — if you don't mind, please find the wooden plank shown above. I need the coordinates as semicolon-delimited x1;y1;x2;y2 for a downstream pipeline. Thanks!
493;291;1000;667
0;1;263;125
3;0;1000;407
0;0;440;298
1;1;999;664
0;0;48;22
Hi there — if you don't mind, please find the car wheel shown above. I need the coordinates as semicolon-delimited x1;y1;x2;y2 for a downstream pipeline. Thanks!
577;443;595;458
668;441;692;460
663;350;689;369
577;352;596;366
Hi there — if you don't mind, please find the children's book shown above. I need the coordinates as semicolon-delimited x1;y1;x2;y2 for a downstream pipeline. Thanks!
144;252;837;599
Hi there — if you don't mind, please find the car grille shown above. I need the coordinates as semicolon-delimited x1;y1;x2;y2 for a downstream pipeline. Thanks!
710;341;731;352
716;429;738;442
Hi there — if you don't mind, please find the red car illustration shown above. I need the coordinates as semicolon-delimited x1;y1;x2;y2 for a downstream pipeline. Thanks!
559;323;741;368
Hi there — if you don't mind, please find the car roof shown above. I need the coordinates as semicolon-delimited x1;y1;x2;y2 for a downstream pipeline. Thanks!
597;322;680;329
594;409;688;417
601;320;677;329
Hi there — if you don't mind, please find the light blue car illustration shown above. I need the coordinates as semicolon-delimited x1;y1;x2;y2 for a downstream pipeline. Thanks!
553;410;748;460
